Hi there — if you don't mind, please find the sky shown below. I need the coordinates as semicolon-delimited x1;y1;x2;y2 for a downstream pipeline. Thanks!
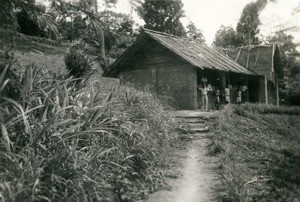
102;0;300;48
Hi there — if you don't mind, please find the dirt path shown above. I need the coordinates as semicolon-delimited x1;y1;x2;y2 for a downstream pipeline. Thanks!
145;137;222;202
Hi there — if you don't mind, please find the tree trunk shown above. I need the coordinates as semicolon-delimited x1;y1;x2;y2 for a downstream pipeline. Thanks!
93;0;105;59
94;0;98;13
98;27;105;59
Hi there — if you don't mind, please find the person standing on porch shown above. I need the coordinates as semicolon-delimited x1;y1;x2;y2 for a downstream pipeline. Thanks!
240;85;248;103
225;85;230;104
199;84;208;111
215;88;221;110
236;89;242;104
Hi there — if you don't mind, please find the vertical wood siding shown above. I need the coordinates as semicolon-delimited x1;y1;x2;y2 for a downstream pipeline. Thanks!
119;38;197;109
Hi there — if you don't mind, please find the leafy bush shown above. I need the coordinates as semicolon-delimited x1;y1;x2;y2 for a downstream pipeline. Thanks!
207;104;300;201
64;41;93;79
0;66;177;201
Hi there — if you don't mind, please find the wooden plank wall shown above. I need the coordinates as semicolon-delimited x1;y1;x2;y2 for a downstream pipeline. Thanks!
119;38;197;109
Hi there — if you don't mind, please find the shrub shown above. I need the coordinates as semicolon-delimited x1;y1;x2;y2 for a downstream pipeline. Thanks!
64;41;93;79
0;67;177;201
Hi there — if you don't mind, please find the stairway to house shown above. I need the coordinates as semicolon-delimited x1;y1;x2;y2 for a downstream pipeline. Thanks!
173;110;219;140
145;110;223;202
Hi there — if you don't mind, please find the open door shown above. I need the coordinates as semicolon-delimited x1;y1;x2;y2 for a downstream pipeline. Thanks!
248;76;260;103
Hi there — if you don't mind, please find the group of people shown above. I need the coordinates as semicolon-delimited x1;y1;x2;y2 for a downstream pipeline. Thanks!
198;83;248;111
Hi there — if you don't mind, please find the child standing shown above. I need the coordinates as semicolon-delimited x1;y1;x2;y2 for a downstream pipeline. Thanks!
240;85;248;103
236;89;242;104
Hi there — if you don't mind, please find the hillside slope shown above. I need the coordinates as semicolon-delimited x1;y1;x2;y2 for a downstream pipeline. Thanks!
0;29;118;89
0;29;68;73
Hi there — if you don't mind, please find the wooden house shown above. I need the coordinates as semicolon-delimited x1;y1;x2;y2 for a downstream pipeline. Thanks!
103;29;282;110
221;44;283;105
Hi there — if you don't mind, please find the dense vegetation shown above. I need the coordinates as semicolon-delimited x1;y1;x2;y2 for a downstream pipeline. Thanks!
0;51;179;201
0;0;300;201
208;104;300;201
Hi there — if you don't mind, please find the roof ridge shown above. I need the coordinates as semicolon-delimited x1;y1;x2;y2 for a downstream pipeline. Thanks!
104;28;256;77
234;44;274;49
143;28;182;39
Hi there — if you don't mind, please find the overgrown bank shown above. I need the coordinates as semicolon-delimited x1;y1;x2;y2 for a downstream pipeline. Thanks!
0;66;179;201
208;104;300;201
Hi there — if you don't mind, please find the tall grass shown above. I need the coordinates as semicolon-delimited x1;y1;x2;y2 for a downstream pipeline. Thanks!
207;104;300;201
0;63;177;201
233;103;300;116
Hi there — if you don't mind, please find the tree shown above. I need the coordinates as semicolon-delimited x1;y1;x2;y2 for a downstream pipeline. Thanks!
138;0;186;37
0;0;58;37
186;22;205;43
236;0;268;45
129;0;142;16
267;30;300;105
213;25;240;47
16;4;58;39
0;0;17;29
103;0;119;10
52;0;106;59
99;11;137;70
98;11;136;55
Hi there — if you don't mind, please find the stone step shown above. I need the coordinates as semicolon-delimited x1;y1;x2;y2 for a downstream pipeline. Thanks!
179;134;206;141
189;126;209;133
172;110;220;118
187;123;207;129
179;125;209;133
176;117;205;124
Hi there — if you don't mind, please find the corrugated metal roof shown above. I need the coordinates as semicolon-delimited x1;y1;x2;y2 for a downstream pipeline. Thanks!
144;29;253;75
103;29;254;77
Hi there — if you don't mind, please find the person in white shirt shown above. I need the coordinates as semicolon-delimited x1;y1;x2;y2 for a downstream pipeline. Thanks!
199;84;208;111
225;85;230;104
236;89;242;104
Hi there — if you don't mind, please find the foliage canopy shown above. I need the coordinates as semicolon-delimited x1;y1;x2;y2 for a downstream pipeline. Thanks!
138;0;186;37
186;22;205;43
236;0;265;45
213;25;240;47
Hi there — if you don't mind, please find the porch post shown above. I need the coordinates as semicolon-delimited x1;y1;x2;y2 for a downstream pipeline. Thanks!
192;69;197;110
275;75;279;106
218;71;226;89
265;76;269;105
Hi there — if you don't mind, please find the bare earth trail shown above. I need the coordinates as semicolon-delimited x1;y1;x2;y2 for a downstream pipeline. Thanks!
145;111;223;202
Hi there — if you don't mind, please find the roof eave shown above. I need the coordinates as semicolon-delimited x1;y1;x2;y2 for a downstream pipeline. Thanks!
102;32;147;78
